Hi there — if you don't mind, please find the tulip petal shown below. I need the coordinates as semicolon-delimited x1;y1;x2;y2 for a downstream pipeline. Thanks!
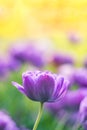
53;77;64;97
23;75;37;101
36;74;55;102
58;80;69;100
12;81;25;94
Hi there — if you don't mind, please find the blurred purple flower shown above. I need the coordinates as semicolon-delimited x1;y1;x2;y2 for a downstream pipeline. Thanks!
12;71;69;103
7;58;21;72
9;44;45;68
79;97;87;123
63;89;87;111
74;68;87;87
68;32;81;44
52;53;74;66
0;111;19;130
25;46;45;67
78;97;87;130
46;89;87;127
46;88;87;113
9;44;28;63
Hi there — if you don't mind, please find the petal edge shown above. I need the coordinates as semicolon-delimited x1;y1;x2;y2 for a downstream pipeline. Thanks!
12;81;25;94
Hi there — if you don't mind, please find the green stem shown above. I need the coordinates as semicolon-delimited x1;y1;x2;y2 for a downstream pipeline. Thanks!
33;102;44;130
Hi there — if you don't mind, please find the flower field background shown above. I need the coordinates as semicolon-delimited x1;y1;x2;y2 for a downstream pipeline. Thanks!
0;0;87;130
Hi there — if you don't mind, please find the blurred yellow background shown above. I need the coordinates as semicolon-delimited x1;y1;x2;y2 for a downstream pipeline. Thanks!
0;0;87;62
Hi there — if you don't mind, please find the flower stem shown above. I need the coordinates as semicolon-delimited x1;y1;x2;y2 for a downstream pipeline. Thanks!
33;102;44;130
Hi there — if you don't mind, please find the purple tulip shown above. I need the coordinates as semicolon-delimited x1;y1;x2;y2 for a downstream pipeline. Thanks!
0;111;19;130
12;71;69;103
52;53;74;66
74;68;87;87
